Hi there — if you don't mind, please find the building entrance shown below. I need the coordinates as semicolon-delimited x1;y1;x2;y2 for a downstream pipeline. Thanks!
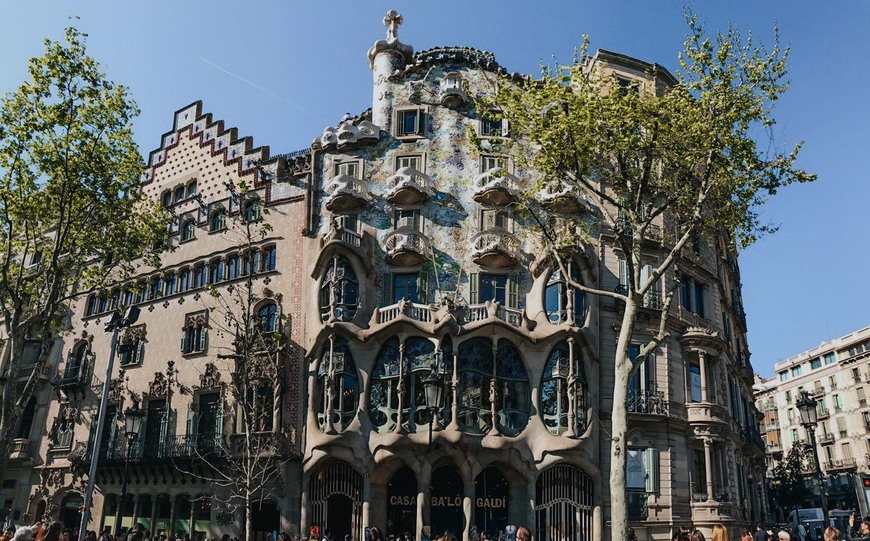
387;466;417;538
534;465;593;541
429;466;464;538
474;467;508;538
60;494;83;531
310;462;363;541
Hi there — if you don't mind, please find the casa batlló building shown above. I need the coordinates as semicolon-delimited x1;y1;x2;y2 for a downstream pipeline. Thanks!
3;11;768;541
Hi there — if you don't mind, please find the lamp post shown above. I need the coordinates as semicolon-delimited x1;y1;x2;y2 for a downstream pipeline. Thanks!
796;390;829;529
423;365;444;448
78;306;140;541
114;404;144;534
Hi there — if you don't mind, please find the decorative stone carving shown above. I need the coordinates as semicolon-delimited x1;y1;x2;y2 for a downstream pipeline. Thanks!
149;371;169;397
199;362;221;389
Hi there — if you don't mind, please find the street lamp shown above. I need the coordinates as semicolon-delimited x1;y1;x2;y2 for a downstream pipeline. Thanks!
78;306;140;541
796;390;829;529
114;404;144;534
423;365;444;448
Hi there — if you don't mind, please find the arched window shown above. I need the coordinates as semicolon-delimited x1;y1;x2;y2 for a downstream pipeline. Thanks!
369;337;438;432
161;191;172;208
541;341;587;435
186;180;197;199
181;219;196;241
319;257;359;322
457;338;529;435
210;209;226;232
545;263;585;324
64;341;89;382
244;200;261;222
316;337;359;433
174;186;185;203
258;303;278;333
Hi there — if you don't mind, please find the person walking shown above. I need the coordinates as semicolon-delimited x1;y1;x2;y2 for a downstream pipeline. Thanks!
849;515;870;541
825;527;842;541
754;525;768;541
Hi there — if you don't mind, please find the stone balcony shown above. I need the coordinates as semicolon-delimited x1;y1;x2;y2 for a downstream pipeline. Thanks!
472;167;520;206
385;167;431;205
538;180;594;215
686;401;730;428
324;175;369;213
383;231;432;267
439;73;467;109
471;230;520;268
9;438;30;460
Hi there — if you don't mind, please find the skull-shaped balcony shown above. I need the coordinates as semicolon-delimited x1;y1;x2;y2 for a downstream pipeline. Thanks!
473;167;520;207
325;175;369;213
471;229;520;268
440;72;467;110
383;230;432;267
539;180;594;215
385;167;431;206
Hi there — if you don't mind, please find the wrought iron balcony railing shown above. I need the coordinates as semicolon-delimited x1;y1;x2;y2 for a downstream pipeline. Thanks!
628;390;668;415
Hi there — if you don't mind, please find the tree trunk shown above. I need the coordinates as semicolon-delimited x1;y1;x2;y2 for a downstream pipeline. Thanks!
245;490;253;541
609;299;638;541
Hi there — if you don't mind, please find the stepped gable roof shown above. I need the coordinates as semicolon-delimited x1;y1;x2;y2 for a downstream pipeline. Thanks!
140;100;271;187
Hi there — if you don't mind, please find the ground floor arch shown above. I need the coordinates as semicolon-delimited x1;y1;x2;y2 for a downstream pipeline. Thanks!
534;464;594;541
310;462;364;541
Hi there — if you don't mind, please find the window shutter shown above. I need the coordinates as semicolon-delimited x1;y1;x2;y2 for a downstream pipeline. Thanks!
199;328;208;352
507;273;519;308
159;409;168;456
383;272;394;305
644;447;660;492
618;259;629;289
418;272;430;304
416;111;425;136
469;273;479;304
501;118;510;137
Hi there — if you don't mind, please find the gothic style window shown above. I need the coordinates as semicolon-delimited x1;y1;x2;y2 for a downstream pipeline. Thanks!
244;200;261;222
210;209;226;232
457;338;529;435
541;341;587;435
181;312;208;355
369;337;439;432
258;303;278;333
316;337;359;433
62;341;89;383
119;326;146;367
319;257;359;322
210;259;224;284
181;219;196;242
545;263;585;324
263;246;276;272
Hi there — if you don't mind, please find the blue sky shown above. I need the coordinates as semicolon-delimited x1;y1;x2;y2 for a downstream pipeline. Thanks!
2;1;867;378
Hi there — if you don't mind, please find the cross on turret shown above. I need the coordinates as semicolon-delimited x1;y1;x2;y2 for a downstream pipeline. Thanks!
383;10;403;41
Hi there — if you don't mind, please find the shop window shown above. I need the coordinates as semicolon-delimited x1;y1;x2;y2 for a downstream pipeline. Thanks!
320;257;359;322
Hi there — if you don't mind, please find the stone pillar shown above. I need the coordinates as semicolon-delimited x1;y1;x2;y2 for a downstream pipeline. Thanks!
150;497;158;534
699;351;708;402
114;495;123;534
363;476;372;537
704;438;714;501
132;494;140;529
593;506;603;541
168;495;177;535
189;496;196;537
417;465;430;541
300;483;310;540
463;478;474;541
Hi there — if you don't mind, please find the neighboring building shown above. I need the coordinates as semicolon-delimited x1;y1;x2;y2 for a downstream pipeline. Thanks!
3;101;310;540
756;326;870;515
4;11;768;541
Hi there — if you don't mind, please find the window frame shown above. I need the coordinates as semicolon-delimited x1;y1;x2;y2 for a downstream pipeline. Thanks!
394;107;427;139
